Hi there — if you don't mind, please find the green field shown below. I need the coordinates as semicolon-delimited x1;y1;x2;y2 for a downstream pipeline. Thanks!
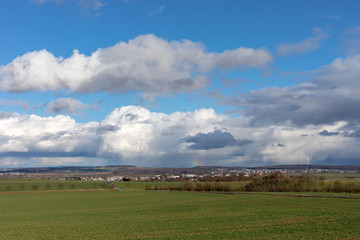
315;172;360;180
111;181;184;190
111;181;250;191
0;179;112;192
1;189;360;239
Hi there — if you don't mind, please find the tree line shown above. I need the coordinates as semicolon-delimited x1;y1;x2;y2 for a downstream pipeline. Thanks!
146;172;360;193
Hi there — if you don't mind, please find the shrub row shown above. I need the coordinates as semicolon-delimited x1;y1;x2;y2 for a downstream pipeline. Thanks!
146;173;360;194
2;182;109;191
245;173;360;193
2;183;74;191
145;182;233;192
243;181;360;193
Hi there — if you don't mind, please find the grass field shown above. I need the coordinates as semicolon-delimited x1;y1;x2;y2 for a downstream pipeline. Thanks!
315;172;360;180
112;181;183;190
111;181;250;190
1;189;360;239
0;179;112;192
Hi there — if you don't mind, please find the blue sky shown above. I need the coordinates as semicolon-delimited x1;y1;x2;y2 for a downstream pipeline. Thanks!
1;0;360;168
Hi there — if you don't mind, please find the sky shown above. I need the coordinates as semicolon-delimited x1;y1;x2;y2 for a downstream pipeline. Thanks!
1;0;360;168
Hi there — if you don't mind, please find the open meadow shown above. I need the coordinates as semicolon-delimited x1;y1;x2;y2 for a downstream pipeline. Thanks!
0;179;112;192
111;181;250;191
1;185;360;239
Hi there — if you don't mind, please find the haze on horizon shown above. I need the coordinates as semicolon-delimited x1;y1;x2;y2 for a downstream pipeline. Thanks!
1;0;360;168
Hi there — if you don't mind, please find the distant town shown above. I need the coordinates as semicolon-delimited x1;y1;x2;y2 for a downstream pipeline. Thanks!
1;164;359;182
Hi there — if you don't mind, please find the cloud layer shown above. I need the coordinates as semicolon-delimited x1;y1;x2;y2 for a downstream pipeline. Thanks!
1;105;359;167
183;130;251;150
223;54;360;126
47;98;95;115
0;34;272;95
276;27;329;57
1;31;359;168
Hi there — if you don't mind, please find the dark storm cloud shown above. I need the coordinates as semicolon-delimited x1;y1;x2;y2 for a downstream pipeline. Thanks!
161;125;185;136
38;131;69;141
311;155;360;166
219;55;360;126
318;130;340;136
124;113;139;121
0;112;18;119
242;84;360;126
46;98;90;115
0;134;10;145
183;130;251;150
343;129;360;138
0;151;96;158
347;130;360;138
337;123;360;138
96;124;119;134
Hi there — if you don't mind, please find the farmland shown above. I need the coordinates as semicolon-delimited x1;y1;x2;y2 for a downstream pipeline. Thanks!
1;184;360;239
111;181;250;191
0;179;112;192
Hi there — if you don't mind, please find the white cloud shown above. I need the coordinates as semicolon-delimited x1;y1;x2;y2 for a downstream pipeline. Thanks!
1;105;360;167
0;107;230;167
98;106;227;163
46;98;93;115
276;27;329;57
0;34;272;95
0;112;99;155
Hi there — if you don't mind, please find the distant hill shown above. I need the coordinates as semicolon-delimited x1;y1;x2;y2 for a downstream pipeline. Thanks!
252;165;360;170
1;164;360;175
